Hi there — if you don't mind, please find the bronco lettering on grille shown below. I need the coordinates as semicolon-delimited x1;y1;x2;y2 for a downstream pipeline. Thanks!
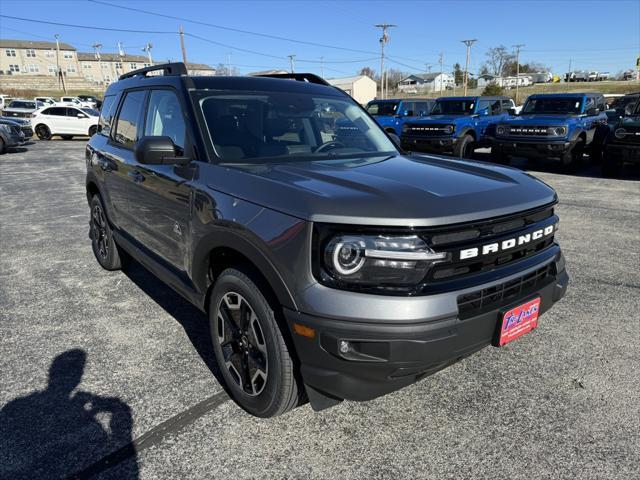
458;224;555;260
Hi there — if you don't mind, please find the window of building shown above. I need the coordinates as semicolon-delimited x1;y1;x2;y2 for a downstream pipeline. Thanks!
113;90;146;148
66;64;76;73
9;64;20;73
101;63;108;69
45;50;54;58
5;49;16;57
82;62;92;69
48;64;57;73
144;90;187;152
63;52;73;59
27;64;39;73
143;63;151;68
129;63;137;70
115;62;122;69
26;49;36;57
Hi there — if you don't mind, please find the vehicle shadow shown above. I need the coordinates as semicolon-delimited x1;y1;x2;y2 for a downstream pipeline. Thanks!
0;349;139;479
121;259;224;384
473;151;640;180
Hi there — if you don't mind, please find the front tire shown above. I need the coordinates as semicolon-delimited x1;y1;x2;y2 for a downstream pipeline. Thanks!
454;134;474;158
35;124;51;140
560;138;584;173
89;195;123;270
210;268;302;418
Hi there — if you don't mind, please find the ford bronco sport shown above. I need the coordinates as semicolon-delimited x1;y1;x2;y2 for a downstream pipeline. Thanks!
492;93;609;170
86;63;569;417
400;96;515;158
365;98;435;136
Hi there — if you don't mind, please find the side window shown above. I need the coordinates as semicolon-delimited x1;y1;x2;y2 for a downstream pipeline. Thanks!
501;99;513;110
415;102;430;115
46;107;67;116
596;96;606;112
402;102;416;115
98;95;117;136
477;100;492;114
584;96;595;113
144;90;186;152
489;100;502;115
113;90;146;148
67;108;82;117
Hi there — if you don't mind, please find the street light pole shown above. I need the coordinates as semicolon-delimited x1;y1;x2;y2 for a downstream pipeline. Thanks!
54;34;66;93
92;43;104;85
461;39;477;96
142;43;153;65
513;44;525;105
375;23;396;99
439;52;444;95
288;54;296;73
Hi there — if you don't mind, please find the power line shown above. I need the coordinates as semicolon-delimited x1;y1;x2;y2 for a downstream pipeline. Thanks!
0;14;176;34
88;0;381;56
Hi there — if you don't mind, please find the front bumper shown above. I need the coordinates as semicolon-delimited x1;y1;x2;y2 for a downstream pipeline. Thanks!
401;135;458;153
286;252;568;405
605;142;640;163
493;138;574;159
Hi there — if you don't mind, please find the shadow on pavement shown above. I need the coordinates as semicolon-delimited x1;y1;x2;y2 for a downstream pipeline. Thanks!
0;349;139;479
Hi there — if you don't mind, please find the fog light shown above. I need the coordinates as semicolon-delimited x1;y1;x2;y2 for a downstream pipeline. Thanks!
339;340;350;353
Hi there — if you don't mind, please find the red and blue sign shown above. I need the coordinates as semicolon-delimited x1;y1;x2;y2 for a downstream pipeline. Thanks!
499;297;541;346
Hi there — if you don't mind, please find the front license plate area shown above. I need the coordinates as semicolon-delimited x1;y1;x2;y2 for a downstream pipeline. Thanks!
496;297;541;347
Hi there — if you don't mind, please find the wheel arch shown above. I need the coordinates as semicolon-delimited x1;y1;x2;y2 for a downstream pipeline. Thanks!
192;230;298;313
459;127;477;140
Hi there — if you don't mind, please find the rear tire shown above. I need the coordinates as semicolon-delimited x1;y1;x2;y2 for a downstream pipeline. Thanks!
454;134;474;158
210;268;302;418
89;195;123;271
0;138;5;154
35;124;51;140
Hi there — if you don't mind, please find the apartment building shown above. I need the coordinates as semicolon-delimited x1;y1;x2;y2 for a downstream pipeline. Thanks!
0;39;81;77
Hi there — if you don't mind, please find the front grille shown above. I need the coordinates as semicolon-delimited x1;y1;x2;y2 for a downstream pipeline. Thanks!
619;126;640;145
422;205;557;284
502;125;552;137
404;123;451;136
9;125;20;135
21;126;33;137
457;263;555;320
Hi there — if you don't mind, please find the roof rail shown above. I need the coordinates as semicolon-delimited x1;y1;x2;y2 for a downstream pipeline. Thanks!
253;72;330;86
119;62;187;80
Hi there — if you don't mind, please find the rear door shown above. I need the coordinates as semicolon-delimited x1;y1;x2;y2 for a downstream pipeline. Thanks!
102;89;147;233
65;107;87;134
126;88;194;270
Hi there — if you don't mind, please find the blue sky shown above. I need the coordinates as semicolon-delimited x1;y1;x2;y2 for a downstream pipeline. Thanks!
1;0;638;77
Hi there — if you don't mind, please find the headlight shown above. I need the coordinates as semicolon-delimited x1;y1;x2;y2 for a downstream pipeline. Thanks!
550;126;568;136
614;128;626;139
496;126;506;135
321;233;447;288
444;124;455;134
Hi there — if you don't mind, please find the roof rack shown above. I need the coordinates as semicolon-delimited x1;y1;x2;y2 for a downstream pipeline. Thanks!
253;72;330;86
119;62;187;80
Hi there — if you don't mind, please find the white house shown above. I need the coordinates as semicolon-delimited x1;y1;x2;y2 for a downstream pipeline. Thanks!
397;73;455;93
326;75;377;105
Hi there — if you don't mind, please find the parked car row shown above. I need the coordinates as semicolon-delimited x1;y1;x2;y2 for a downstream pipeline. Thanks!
367;92;640;177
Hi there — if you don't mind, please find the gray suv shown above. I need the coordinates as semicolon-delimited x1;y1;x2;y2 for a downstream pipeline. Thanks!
86;63;569;417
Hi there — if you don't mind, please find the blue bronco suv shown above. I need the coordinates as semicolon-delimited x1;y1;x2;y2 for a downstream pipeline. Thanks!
400;96;516;158
491;93;609;169
366;98;435;136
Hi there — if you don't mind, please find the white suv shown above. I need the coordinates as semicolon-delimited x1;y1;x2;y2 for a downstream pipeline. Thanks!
57;96;93;108
32;106;99;140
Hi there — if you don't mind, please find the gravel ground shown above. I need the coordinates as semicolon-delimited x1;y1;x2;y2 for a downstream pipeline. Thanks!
0;140;638;480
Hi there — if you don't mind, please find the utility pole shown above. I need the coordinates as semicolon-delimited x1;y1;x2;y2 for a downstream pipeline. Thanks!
513;44;525;105
567;58;572;90
461;39;477;96
227;52;232;75
375;23;396;99
117;41;125;73
179;26;188;66
92;43;104;84
142;43;153;65
320;56;324;78
54;34;66;93
288;54;296;73
439;52;444;95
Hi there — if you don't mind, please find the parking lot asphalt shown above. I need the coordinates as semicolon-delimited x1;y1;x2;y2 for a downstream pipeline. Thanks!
1;140;639;480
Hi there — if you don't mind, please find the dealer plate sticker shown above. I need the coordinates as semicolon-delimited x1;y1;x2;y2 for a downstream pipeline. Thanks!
499;297;541;346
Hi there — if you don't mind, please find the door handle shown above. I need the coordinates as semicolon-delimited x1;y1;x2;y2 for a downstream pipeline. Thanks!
128;170;145;183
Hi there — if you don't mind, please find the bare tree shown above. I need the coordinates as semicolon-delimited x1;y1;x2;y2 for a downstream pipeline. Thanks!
359;66;376;79
484;45;514;77
215;63;240;76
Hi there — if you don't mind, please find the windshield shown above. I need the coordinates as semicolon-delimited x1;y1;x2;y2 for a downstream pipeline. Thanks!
431;100;476;115
522;97;583;115
81;108;99;116
196;91;397;164
8;101;36;109
366;101;400;116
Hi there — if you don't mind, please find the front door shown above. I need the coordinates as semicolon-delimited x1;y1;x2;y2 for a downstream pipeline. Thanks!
126;88;194;271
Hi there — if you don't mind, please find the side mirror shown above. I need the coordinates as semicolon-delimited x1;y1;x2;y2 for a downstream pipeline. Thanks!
507;108;517;116
134;136;190;165
387;132;401;149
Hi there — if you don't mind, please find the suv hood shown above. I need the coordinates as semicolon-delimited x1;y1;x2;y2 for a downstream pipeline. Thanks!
207;154;556;226
505;115;575;125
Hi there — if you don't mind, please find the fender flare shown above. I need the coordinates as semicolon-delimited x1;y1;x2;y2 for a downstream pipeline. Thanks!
191;228;297;311
458;127;476;140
